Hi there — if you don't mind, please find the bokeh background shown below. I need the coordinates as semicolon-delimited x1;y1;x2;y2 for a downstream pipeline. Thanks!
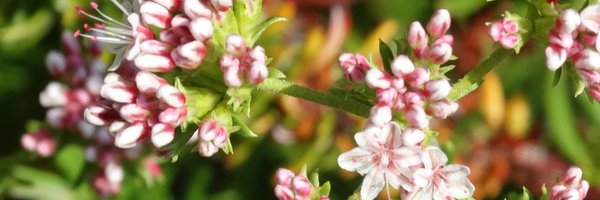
1;0;599;199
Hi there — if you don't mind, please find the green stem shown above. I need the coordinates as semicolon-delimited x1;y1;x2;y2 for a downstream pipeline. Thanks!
448;48;512;101
256;78;372;118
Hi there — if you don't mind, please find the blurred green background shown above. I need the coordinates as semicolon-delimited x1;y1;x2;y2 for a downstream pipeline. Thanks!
1;0;599;199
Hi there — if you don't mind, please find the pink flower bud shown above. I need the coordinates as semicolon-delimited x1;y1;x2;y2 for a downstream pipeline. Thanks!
21;133;37;152
157;85;186;108
226;34;246;55
551;166;590;200
577;68;600;84
405;67;430;88
119;103;151;122
114;122;147;148
211;0;232;12
158;107;187;125
429;99;459;118
45;51;67;78
424;79;451;101
408;22;428;49
36;134;56;157
292;175;313;198
105;162;124;184
376;88;398;106
369;104;392;127
338;53;371;82
274;185;294;200
171;14;191;34
153;0;181;10
109;120;128;134
365;68;392;89
402;128;425;147
189;17;213;41
151;123;175;148
100;82;138;103
141;1;172;29
562;166;583;185
140;40;172;55
249;46;267;63
427;41;453;64
134;53;176;72
183;0;213;19
391;55;415;78
405;106;429;128
427;9;451;38
574;49;600;70
248;62;268;84
39;82;69;107
196;120;228;157
172;41;206;69
135;71;168;95
499;33;521;49
93;174;121;197
557;9;581;33
548;29;574;49
404;92;425;108
275;168;295;187
580;5;600;33
545;45;568;71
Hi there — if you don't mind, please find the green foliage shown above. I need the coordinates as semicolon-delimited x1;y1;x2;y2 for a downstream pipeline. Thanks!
54;144;85;184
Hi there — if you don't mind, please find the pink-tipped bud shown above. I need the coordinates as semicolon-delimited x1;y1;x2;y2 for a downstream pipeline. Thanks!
114;122;147;148
562;166;583;185
575;49;600;70
249;46;267;63
405;106;429;128
211;0;232;12
275;168;295;187
551;166;590;200
365;68;392;89
35;134;56;157
405;67;430;88
100;82;137;104
39;82;69;107
226;34;246;55
171;41;206;69
21;133;37;152
427;9;451;38
45;51;67;78
141;1;172;29
274;185;294;200
391;55;415;78
140;40;172;55
376;88;398;106
157;85;186;108
408;22;428;49
292;175;313;198
338;53;371;82
158;107;187;125
429;99;459;118
427;41;453;64
577;68;600;84
548;29;574;49
189;17;213;41
196;120;228;157
404;92;425;108
402;128;425;147
248;62;268;84
134;53;176;72
369;104;392;127
135;71;168;95
424;79;451;101
153;0;181;10
545;45;568;71
119;103;151;122
221;54;242;87
183;0;212;19
151;123;175;148
557;9;581;34
581;5;600;33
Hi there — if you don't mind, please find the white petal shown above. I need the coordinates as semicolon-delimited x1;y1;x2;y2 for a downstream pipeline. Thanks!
361;171;385;200
337;148;374;175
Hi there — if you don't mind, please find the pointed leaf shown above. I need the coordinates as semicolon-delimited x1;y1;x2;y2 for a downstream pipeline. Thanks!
232;116;257;137
552;66;562;86
378;39;394;74
248;16;287;45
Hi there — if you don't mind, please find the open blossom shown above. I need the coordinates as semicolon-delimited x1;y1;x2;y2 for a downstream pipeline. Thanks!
274;168;314;200
489;18;521;49
220;34;269;87
337;122;423;200
402;146;474;200
551;166;589;200
195;120;228;157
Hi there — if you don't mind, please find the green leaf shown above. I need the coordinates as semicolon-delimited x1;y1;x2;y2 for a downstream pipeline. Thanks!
541;184;550;200
309;170;320;187
268;68;287;79
0;9;54;55
248;16;287;45
552;66;562;86
226;87;253;116
232;116;257;137
519;187;532;200
378;39;394;74
394;37;408;55
53;144;85;184
319;182;331;196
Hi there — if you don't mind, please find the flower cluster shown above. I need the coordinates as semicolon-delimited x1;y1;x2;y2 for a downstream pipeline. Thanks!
550;166;590;200
220;34;268;87
489;18;522;49
85;63;187;149
544;5;600;101
337;9;473;200
195;119;227;157
76;0;232;72
20;129;56;157
274;168;314;200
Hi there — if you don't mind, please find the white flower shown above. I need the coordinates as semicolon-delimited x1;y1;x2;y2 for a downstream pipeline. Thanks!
402;146;474;200
337;122;422;200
